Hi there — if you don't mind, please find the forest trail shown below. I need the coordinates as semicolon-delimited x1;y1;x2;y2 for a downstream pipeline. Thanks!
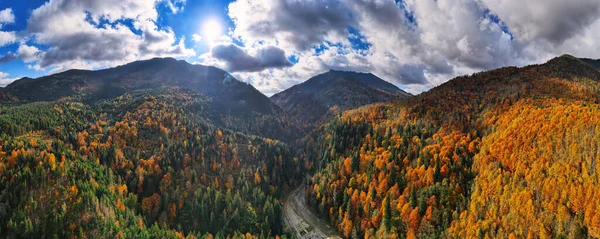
283;184;341;239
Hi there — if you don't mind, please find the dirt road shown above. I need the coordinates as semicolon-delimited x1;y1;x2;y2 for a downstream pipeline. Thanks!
283;184;341;239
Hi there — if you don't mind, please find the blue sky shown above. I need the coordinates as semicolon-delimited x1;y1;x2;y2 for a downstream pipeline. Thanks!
0;0;599;95
0;0;236;80
0;0;45;79
154;0;233;52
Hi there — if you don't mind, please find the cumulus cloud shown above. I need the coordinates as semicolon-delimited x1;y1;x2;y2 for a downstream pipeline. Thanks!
482;0;600;44
17;45;41;63
0;31;16;47
406;0;517;69
3;0;600;95
0;52;16;63
0;8;16;46
223;0;446;93
202;44;293;72
24;0;195;71
228;0;353;51
192;34;202;42
0;72;19;87
0;44;40;64
220;0;600;95
0;8;15;27
396;65;428;85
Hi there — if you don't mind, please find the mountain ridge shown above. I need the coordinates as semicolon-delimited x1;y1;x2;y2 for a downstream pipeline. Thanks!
0;57;301;141
271;69;411;129
3;53;600;238
301;54;600;238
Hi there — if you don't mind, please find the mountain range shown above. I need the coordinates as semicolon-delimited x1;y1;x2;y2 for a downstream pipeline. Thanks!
1;58;298;140
0;58;409;140
3;54;600;238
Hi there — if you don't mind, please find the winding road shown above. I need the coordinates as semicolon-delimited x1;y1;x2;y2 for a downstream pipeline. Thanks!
283;184;341;239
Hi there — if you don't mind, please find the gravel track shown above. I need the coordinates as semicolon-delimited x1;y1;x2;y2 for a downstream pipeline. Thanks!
283;184;341;239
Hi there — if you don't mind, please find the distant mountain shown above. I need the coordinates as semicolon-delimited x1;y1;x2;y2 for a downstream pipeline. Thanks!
270;70;411;128
580;57;600;71
0;58;300;141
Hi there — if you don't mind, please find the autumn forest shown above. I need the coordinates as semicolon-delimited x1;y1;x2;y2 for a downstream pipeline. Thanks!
1;54;600;239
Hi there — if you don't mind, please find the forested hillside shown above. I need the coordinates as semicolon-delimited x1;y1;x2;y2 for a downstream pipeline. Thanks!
3;54;600;239
0;89;303;238
302;55;600;238
0;57;412;239
0;58;300;142
3;0;599;238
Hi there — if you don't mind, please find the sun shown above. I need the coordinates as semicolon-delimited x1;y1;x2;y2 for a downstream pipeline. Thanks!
202;19;222;43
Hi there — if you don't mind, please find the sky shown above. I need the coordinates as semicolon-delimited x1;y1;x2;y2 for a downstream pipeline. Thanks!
0;0;600;96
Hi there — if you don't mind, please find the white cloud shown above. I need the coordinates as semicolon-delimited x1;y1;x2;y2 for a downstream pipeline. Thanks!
219;0;600;95
192;34;202;42
0;31;16;47
0;44;41;64
228;0;353;51
17;45;40;63
0;8;16;47
200;43;293;72
0;8;15;27
553;19;600;59
28;64;44;72
25;0;195;71
482;0;600;44
2;0;600;95
0;72;19;87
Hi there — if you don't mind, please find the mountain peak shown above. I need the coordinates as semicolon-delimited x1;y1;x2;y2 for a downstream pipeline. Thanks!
143;57;179;63
327;69;363;73
541;54;600;80
325;69;374;77
113;57;184;70
271;70;411;128
302;70;409;95
558;54;577;60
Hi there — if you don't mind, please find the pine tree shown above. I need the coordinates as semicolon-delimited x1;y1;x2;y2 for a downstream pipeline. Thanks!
382;195;391;230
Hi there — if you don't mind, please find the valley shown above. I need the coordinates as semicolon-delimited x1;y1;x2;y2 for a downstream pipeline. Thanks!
283;184;340;239
2;1;600;239
0;60;400;238
2;55;600;238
